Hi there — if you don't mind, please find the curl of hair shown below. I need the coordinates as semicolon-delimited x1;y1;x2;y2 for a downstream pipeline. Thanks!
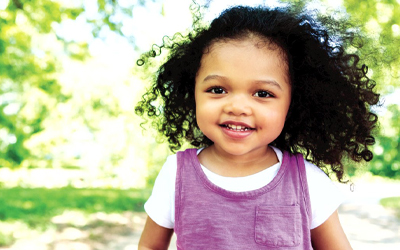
135;5;380;182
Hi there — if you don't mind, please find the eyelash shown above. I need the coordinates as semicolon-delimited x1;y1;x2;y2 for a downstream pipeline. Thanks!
206;86;226;94
206;86;275;98
254;90;274;98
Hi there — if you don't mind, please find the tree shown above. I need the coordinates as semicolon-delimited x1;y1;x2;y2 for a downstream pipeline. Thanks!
369;104;400;178
343;0;400;93
0;0;152;168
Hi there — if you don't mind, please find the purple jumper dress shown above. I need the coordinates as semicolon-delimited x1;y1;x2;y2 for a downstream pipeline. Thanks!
174;148;313;249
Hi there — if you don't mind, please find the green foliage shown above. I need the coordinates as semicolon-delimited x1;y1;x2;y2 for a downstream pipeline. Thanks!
369;104;400;178
0;187;150;228
0;0;152;168
343;0;400;93
0;0;81;168
380;196;400;218
0;231;14;247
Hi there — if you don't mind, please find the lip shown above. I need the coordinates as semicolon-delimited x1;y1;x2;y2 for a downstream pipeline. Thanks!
219;121;255;139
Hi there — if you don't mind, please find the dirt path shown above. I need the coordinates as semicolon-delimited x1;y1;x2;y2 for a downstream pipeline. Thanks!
339;203;400;250
337;178;400;250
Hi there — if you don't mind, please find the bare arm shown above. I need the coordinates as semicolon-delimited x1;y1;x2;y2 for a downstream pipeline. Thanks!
138;216;174;250
311;210;352;250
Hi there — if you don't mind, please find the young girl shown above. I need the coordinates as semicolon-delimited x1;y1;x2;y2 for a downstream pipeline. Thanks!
136;4;379;250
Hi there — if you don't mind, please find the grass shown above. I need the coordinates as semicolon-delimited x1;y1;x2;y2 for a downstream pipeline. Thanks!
380;196;400;219
0;231;14;247
0;187;150;228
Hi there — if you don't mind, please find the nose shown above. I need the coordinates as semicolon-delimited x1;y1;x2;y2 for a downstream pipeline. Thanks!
223;95;252;116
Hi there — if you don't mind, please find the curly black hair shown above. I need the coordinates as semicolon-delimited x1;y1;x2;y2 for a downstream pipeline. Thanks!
135;5;380;182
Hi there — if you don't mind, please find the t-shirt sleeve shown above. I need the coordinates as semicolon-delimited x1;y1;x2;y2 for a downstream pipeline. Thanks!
305;160;347;229
144;155;177;229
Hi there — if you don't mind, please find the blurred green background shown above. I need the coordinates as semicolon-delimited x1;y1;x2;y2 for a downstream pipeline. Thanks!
0;0;399;248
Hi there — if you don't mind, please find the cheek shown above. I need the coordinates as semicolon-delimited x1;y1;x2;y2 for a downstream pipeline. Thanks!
195;90;213;113
194;96;207;125
195;102;210;124
195;107;209;136
195;98;219;133
259;107;288;128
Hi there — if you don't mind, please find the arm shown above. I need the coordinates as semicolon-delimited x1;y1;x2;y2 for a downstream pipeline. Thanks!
138;216;174;250
311;210;352;250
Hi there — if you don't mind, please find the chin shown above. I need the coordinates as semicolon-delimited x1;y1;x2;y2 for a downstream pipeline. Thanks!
219;147;256;157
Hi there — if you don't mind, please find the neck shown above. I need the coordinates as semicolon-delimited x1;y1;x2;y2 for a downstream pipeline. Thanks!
198;145;279;177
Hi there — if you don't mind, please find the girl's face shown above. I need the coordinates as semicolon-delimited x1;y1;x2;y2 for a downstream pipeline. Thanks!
194;37;291;158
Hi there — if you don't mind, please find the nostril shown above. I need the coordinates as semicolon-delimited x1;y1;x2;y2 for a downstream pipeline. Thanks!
223;100;252;116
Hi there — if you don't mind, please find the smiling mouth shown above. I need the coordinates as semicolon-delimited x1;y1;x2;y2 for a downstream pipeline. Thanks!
220;124;254;131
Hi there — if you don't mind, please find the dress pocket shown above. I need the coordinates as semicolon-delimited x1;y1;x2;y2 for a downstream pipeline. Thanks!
255;205;301;247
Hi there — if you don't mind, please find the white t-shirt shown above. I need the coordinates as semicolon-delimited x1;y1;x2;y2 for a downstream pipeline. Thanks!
145;147;345;230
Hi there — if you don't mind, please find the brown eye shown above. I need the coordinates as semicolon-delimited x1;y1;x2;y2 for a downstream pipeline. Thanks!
254;90;272;98
207;87;226;94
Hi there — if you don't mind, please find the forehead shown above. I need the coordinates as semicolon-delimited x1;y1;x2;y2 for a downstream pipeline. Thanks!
199;36;290;83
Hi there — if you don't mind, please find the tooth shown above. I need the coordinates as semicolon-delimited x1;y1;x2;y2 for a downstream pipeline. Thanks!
224;124;252;131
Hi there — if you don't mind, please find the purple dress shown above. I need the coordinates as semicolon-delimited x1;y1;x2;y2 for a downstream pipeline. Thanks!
174;148;313;249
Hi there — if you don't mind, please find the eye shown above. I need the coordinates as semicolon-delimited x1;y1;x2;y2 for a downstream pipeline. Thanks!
206;87;226;94
254;90;273;98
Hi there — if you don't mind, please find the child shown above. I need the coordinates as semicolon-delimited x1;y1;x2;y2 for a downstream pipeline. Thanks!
136;4;379;250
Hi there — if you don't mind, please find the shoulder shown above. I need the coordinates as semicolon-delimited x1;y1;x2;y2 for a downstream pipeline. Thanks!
277;148;346;229
156;153;178;184
157;148;201;179
275;147;338;192
303;159;331;183
143;153;178;229
302;158;346;229
302;158;342;196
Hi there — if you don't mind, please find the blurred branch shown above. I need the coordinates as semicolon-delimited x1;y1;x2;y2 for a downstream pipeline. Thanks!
12;0;23;9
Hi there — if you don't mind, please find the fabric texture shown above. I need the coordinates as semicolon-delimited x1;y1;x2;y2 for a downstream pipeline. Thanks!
174;148;313;249
144;147;345;230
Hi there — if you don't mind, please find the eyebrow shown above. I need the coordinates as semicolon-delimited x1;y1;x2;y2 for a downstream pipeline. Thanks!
202;74;283;90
